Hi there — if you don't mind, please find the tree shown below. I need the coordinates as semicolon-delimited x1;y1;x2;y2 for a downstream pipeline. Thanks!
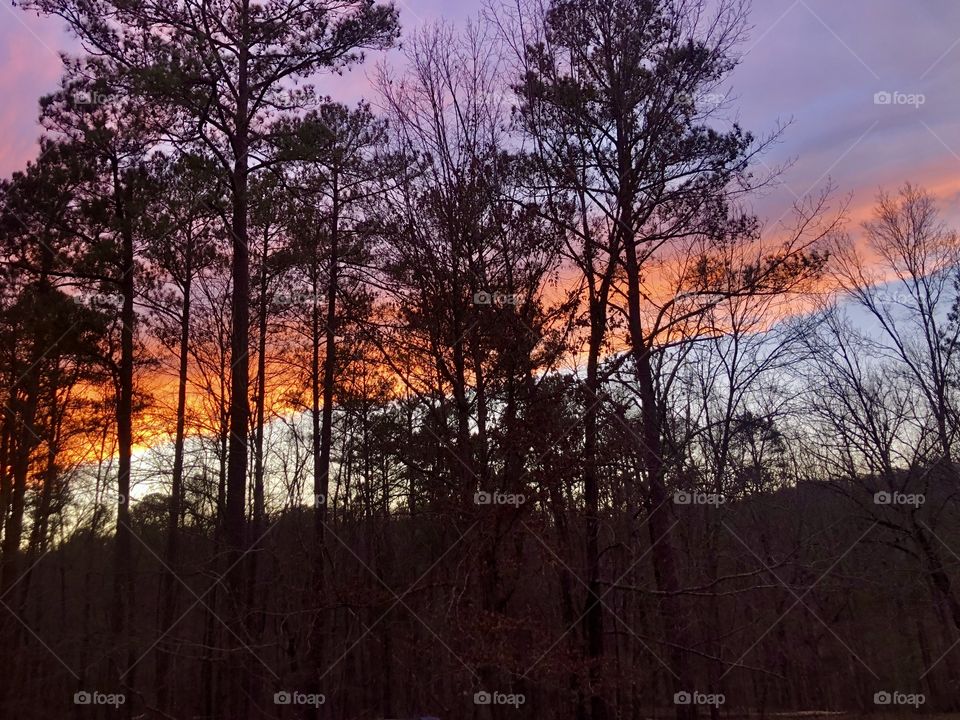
832;184;960;467
510;0;829;712
139;152;223;711
801;185;960;706
278;102;394;539
0;136;115;712
373;23;573;717
27;0;401;582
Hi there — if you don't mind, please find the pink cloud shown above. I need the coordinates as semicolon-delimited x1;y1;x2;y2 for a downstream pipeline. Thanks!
0;7;66;174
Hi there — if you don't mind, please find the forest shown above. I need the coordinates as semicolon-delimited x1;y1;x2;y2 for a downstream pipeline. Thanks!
1;0;959;718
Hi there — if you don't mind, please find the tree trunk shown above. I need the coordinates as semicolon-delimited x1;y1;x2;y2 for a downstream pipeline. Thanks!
311;229;324;537
623;237;695;719
253;229;268;536
0;379;38;594
224;20;251;580
317;181;339;537
111;158;136;719
583;300;608;720
157;238;193;713
0;420;10;551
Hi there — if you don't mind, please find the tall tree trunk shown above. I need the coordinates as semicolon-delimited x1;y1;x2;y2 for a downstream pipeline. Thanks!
311;237;324;538
157;239;193;713
0;420;10;551
221;28;252;714
0;379;38;594
2;241;54;593
579;192;616;720
111;158;136;719
317;181;339;536
583;298;608;720
225;200;251;714
307;225;328;711
242;227;270;710
23;378;62;599
252;230;268;540
623;237;694;719
224;15;251;579
0;360;42;713
309;183;340;718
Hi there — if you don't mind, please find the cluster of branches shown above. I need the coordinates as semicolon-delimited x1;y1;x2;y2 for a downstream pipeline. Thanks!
2;0;960;718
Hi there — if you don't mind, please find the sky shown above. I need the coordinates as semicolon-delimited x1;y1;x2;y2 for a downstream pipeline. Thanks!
4;0;957;486
2;0;960;232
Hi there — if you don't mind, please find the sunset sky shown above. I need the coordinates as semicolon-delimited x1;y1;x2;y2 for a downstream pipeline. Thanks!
3;6;960;712
2;0;959;229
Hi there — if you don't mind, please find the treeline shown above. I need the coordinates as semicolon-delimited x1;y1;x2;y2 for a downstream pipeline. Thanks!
1;0;960;718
